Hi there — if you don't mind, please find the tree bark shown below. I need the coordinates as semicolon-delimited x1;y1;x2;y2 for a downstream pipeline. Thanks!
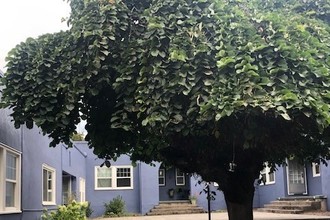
224;188;254;220
222;170;257;220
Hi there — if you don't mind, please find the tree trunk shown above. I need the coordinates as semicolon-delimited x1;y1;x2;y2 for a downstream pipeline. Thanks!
224;188;254;220
222;168;257;220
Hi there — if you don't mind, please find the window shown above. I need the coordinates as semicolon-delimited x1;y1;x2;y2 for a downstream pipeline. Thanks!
312;162;321;177
42;164;56;205
175;169;185;186
95;166;133;190
159;169;165;186
0;145;21;213
79;178;86;202
62;174;72;205
260;164;275;185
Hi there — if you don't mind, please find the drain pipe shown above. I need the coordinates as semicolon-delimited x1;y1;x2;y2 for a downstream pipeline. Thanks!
207;183;211;220
138;162;142;213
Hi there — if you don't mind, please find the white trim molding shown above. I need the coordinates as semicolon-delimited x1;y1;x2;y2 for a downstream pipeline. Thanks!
175;169;185;186
260;163;275;185
95;165;133;190
42;164;56;205
312;162;321;177
0;145;21;214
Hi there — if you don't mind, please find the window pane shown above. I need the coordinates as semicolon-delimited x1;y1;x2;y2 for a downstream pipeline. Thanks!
43;168;54;202
117;178;131;187
176;169;184;177
6;153;16;180
43;170;48;201
6;181;15;207
48;179;52;190
177;177;184;185
48;191;52;201
159;178;164;185
97;179;112;187
117;168;131;177
269;172;275;182
315;163;320;174
159;169;164;177
261;173;266;183
97;167;111;177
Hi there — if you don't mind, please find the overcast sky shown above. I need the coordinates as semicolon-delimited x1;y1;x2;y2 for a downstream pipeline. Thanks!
0;1;88;134
0;0;71;70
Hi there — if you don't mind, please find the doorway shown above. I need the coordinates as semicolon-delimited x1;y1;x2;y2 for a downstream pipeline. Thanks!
158;166;190;201
286;158;307;195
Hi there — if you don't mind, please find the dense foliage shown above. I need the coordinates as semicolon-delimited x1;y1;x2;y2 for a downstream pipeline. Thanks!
41;200;88;220
104;195;126;217
2;0;330;218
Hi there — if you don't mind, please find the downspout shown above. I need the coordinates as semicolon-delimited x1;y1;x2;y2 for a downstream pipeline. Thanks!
20;126;23;220
138;162;142;213
61;144;64;205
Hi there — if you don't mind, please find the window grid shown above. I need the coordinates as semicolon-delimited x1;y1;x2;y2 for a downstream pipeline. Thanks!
0;145;21;213
175;169;185;186
96;167;112;188
159;169;165;186
5;152;17;208
260;163;275;185
42;165;56;205
95;166;133;190
312;162;321;177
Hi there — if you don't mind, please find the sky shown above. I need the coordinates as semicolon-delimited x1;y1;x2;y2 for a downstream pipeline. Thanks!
0;0;88;134
0;0;71;70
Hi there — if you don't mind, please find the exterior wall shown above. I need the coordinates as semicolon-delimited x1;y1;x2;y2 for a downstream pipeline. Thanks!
306;163;322;196
84;149;141;217
139;163;160;214
159;167;190;201
0;102;22;220
321;163;330;210
20;126;62;220
0;104;22;151
61;144;88;202
1;91;330;219
190;177;226;211
255;165;286;207
20;130;88;219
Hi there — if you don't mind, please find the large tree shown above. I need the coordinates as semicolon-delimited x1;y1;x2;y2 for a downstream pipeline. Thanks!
2;0;330;219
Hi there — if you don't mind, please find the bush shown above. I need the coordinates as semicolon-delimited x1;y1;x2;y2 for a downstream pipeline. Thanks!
104;196;126;217
41;200;88;220
85;201;94;217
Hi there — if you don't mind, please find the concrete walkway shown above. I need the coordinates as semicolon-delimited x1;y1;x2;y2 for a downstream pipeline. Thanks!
94;212;330;220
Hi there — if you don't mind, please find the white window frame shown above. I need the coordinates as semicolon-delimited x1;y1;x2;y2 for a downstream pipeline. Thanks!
95;165;133;190
260;163;275;185
79;178;86;202
175;169;185;186
312;162;321;177
0;144;21;214
159;169;165;186
42;164;56;205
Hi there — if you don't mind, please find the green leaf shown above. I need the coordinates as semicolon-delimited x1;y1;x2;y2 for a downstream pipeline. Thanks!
217;57;235;69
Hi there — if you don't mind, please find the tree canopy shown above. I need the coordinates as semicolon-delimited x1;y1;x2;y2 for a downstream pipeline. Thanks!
2;0;330;219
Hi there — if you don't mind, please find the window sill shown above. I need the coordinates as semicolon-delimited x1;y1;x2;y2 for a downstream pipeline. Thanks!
260;182;276;186
0;210;22;215
42;202;56;206
95;187;134;191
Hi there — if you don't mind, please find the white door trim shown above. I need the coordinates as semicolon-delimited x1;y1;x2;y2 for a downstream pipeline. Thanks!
286;158;308;195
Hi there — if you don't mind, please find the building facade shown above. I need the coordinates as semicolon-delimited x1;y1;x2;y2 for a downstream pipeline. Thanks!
0;69;330;219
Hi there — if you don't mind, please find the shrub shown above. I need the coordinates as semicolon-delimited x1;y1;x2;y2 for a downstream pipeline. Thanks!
104;196;126;217
41;200;87;220
85;201;94;218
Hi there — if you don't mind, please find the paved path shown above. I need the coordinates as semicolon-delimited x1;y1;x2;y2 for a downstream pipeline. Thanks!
94;212;330;220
